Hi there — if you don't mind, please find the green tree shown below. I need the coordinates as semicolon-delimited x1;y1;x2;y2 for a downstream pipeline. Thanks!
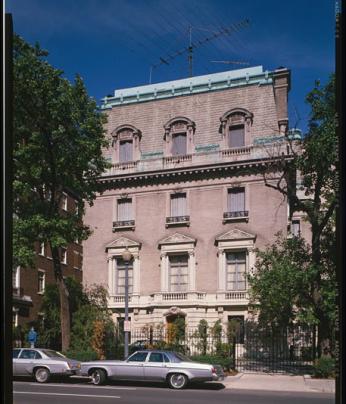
255;74;337;356
13;34;110;350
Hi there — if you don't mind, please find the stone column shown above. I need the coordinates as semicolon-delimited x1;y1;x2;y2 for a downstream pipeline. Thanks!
188;251;196;291
107;256;114;295
218;249;226;291
160;253;168;292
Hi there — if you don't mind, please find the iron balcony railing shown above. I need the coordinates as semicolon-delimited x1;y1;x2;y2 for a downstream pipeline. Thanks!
166;215;190;224
113;220;135;228
223;210;249;219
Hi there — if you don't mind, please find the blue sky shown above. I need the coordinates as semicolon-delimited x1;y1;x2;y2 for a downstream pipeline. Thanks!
6;0;335;133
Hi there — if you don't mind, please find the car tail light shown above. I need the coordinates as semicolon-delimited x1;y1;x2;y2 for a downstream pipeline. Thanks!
211;367;217;374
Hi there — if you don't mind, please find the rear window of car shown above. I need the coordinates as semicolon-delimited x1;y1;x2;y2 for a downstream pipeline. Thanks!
13;349;21;358
171;352;192;363
42;350;66;358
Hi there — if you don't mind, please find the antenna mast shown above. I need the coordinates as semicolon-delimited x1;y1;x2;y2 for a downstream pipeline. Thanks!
150;18;250;82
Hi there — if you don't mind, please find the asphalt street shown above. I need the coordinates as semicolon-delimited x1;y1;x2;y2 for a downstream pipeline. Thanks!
13;379;334;404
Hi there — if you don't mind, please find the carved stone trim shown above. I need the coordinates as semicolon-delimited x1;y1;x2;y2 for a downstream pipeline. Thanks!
159;232;196;246
215;228;256;242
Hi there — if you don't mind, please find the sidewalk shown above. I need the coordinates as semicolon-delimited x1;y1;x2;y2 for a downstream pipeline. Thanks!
222;373;335;394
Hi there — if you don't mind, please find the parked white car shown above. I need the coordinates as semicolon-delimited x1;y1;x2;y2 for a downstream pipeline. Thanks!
13;348;81;383
80;350;224;389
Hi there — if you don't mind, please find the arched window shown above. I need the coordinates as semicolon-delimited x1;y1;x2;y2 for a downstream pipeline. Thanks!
163;117;196;156
111;124;142;163
219;108;253;149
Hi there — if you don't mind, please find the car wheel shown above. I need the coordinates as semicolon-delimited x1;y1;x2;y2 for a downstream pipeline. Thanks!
91;369;107;385
167;373;188;389
34;367;50;383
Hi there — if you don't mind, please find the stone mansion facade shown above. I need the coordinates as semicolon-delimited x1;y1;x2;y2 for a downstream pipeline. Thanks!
83;66;305;331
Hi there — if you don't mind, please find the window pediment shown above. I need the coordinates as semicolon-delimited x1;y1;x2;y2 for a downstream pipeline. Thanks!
215;228;256;243
219;108;253;134
112;124;142;141
105;236;141;251
159;232;196;246
164;117;195;135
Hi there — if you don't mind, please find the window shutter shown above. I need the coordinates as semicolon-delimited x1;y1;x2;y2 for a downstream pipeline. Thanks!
171;193;186;217
229;126;245;148
228;188;245;212
119;140;133;162
117;199;132;221
172;133;187;156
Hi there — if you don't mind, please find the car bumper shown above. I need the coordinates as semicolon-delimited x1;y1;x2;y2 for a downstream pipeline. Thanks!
212;373;225;381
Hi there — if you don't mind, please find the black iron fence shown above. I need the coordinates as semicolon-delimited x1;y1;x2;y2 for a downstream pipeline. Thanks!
232;323;316;374
116;323;316;374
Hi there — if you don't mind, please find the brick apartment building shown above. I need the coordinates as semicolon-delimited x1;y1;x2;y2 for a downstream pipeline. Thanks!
12;191;83;328
83;66;307;332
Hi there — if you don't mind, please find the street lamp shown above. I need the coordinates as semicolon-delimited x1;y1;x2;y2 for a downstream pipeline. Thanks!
121;247;132;359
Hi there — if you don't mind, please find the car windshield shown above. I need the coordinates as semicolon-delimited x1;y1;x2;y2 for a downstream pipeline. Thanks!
171;352;193;362
41;350;66;358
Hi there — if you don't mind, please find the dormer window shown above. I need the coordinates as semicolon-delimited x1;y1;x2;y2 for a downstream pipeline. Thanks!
172;133;187;156
163;117;195;157
119;139;133;162
111;125;142;163
229;125;245;148
219;108;253;149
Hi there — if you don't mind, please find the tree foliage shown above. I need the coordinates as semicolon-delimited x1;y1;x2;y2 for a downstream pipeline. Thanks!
37;278;115;357
255;75;337;356
13;34;110;350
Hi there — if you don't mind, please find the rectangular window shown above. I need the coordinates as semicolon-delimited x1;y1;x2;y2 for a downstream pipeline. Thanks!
228;125;245;148
117;198;133;221
116;258;133;295
170;193;187;217
228;188;245;213
61;247;67;264
13;310;19;328
226;252;246;291
38;271;45;293
169;255;188;292
291;220;301;236
73;251;79;269
119;140;133;163
39;242;45;256
172;133;187;156
61;193;68;211
12;266;20;288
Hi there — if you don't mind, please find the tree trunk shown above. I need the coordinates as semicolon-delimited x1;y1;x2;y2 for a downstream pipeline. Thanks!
51;245;70;352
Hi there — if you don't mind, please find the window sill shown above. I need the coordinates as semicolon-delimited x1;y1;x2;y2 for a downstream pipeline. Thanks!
223;211;249;223
37;291;44;295
113;220;135;231
165;216;190;228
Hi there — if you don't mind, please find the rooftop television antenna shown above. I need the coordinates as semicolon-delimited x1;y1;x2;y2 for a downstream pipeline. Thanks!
149;18;250;83
210;60;250;66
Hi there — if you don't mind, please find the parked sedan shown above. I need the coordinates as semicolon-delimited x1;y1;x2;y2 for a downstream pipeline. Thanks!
13;348;81;383
80;350;224;389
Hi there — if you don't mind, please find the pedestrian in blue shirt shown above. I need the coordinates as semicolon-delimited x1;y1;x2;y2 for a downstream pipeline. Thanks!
27;327;37;348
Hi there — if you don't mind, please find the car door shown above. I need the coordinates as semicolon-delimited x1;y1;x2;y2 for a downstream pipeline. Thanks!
116;351;147;380
16;349;42;376
143;352;170;381
12;349;22;376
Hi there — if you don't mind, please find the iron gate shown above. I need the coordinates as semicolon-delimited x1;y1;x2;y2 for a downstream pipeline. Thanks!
233;324;316;374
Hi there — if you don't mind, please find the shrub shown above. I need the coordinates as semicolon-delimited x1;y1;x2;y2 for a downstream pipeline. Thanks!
190;354;233;371
64;349;98;362
313;356;335;378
